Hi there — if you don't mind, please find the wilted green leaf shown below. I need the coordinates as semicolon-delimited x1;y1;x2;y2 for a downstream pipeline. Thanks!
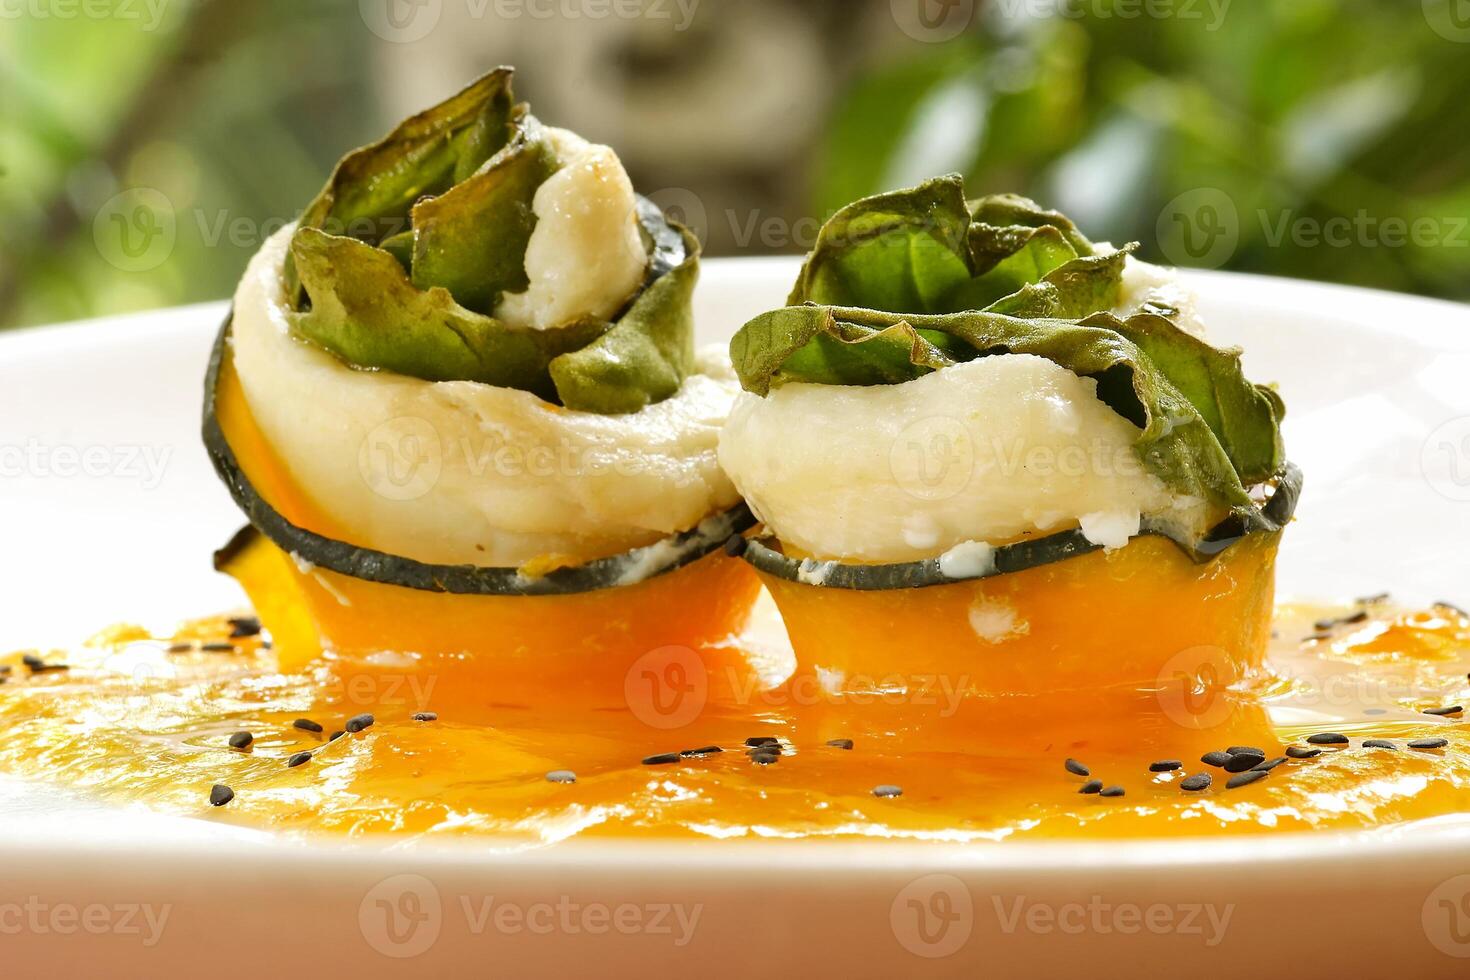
549;228;698;414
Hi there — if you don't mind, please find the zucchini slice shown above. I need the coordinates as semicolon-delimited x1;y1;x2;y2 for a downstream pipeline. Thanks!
741;463;1301;592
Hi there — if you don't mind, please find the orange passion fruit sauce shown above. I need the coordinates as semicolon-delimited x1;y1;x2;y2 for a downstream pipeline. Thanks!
1;597;1467;844
0;362;1465;845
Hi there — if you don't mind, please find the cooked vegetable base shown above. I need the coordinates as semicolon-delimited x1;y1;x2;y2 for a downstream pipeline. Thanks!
0;600;1466;843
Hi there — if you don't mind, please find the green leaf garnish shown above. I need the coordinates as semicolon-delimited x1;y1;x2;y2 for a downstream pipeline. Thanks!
290;227;602;398
282;69;697;415
549;227;700;414
787;174;1136;320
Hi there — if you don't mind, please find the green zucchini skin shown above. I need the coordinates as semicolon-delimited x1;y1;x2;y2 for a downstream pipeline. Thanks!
741;463;1302;592
202;200;752;598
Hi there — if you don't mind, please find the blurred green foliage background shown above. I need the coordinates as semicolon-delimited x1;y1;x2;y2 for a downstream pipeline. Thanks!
3;0;1469;330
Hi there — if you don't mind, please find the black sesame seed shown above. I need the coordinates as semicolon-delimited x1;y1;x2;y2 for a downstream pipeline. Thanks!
1313;611;1368;631
0;665;10;675
642;753;681;766
826;738;854;750
1286;746;1322;759
292;719;323;733
1064;758;1090;777
345;713;375;734
1433;601;1468;618
209;784;234;807
166;643;193;653
1180;774;1212;792
22;654;67;672
1409;738;1450;750
1252;756;1288;772
286;751;312;768
200;642;235;653
227;732;253;750
745;737;780;748
1226;769;1269;789
750;751;779;766
1201;751;1232;767
722;534;748;558
227;616;262;638
412;712;438;722
680;746;722;757
1079;780;1103;794
1098;786;1125;798
329;731;344;742
747;743;783;757
1424;705;1464;717
1149;760;1182;773
1304;633;1332;643
872;785;903;798
1306;733;1349;745
545;770;576;784
1361;739;1398;750
1226;746;1266;757
1224;753;1262;773
1356;592;1390;605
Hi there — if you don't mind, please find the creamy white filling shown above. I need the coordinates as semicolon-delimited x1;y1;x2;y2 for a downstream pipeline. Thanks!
495;127;647;330
231;225;740;567
938;540;996;580
718;353;1205;563
1113;256;1208;339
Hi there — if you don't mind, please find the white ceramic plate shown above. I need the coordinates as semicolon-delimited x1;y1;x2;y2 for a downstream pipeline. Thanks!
2;262;1470;977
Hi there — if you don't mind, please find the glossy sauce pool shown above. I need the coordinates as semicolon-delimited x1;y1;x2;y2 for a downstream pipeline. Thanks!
0;598;1466;845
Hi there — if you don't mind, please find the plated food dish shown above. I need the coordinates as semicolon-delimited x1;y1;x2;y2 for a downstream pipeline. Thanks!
0;70;1467;849
204;68;761;702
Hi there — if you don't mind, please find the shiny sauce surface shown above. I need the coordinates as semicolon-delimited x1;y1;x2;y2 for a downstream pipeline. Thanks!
1;599;1466;846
